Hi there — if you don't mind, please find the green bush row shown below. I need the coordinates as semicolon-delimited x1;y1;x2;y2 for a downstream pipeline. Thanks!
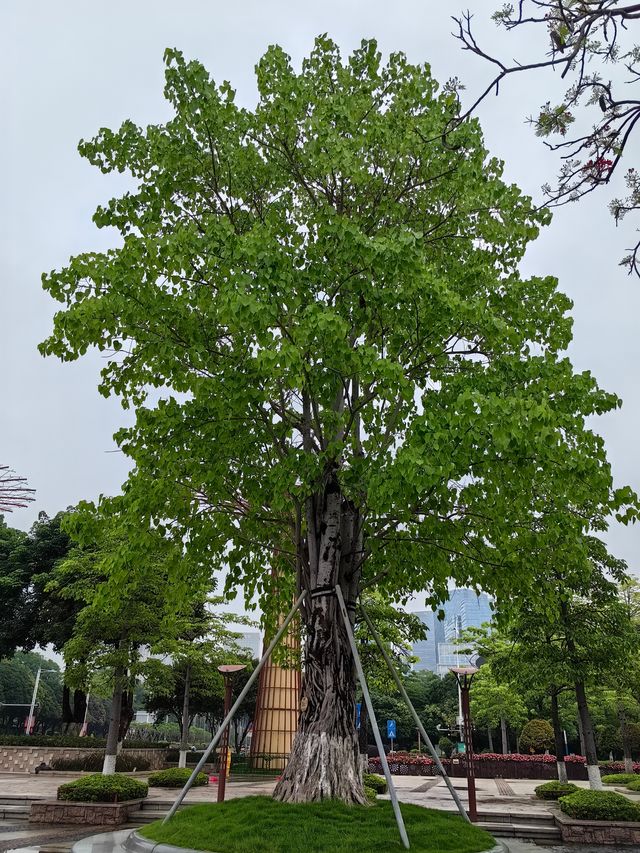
0;734;168;749
148;768;209;788
51;753;150;772
559;789;640;822
57;774;148;803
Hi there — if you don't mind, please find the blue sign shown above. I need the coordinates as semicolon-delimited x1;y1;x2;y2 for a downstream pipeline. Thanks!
387;719;397;740
356;703;361;730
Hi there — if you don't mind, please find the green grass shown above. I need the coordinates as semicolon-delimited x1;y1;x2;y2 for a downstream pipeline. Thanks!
139;796;494;853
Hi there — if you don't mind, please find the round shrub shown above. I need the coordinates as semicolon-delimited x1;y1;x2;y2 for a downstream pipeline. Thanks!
601;773;638;786
519;719;554;754
363;773;387;794
438;736;454;758
627;778;640;792
148;768;208;788
535;781;579;800
559;789;640;822
57;773;148;803
363;785;377;804
51;753;150;772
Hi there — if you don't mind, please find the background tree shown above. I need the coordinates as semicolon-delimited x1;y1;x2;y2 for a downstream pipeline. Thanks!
470;665;527;753
454;1;640;274
51;512;207;774
41;37;635;803
144;605;253;767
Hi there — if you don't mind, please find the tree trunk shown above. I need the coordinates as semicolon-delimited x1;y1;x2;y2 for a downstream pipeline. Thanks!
103;666;125;775
618;699;634;774
487;726;494;753
575;681;602;790
500;716;509;754
577;713;586;758
273;589;364;803
178;663;191;769
550;688;568;783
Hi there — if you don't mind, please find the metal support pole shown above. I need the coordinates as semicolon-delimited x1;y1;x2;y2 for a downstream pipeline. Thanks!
162;590;306;824
26;668;42;735
334;585;410;850
359;604;470;824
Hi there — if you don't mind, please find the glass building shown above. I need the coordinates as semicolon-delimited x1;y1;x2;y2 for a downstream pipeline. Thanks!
412;588;492;676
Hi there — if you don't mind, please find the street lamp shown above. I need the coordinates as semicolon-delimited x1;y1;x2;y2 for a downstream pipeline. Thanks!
216;664;247;803
450;666;478;822
26;668;58;735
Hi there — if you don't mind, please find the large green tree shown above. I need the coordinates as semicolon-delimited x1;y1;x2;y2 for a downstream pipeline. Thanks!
41;38;633;802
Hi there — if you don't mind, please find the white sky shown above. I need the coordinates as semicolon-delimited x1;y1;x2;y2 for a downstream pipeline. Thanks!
2;1;638;602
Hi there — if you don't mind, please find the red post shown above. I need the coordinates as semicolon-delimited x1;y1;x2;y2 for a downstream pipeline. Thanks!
460;685;477;821
217;676;233;803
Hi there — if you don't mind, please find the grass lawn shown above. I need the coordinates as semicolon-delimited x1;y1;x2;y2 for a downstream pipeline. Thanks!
139;796;495;853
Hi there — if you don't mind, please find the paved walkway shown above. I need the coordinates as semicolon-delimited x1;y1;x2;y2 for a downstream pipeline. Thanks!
1;772;639;852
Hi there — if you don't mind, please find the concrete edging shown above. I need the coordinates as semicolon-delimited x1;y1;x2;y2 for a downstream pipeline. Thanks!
124;830;505;853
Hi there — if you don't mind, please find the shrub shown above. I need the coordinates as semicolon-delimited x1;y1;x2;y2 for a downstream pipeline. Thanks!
601;773;638;786
534;781;579;800
559;789;640;822
148;768;208;788
363;773;387;794
519;719;554;754
363;785;377;804
0;735;107;748
627;778;640;792
57;774;148;803
51;752;150;772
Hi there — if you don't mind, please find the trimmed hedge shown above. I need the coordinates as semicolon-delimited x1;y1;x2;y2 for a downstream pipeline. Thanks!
559;789;640;822
534;781;579;800
148;768;209;788
51;753;150;772
57;773;148;803
0;734;167;750
0;735;107;748
627;778;640;792
601;773;638;786
363;773;387;794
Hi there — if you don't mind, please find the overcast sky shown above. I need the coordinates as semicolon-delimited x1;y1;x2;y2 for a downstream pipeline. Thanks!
2;1;638;601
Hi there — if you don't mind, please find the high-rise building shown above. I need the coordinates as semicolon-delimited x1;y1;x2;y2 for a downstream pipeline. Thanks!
411;588;492;676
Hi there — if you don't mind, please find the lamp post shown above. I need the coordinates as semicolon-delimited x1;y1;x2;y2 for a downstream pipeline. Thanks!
450;666;478;822
216;665;246;803
26;668;57;735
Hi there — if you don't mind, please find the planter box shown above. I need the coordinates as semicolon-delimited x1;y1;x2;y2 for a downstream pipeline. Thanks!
554;811;640;846
0;746;166;773
30;798;145;826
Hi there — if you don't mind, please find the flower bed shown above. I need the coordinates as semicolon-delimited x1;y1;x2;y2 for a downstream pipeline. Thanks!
368;752;640;781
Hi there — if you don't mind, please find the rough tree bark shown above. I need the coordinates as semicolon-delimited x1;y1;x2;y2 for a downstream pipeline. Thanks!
618;700;634;774
103;666;125;775
575;681;602;790
550;687;568;783
273;470;365;804
487;726;494;753
178;663;191;769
